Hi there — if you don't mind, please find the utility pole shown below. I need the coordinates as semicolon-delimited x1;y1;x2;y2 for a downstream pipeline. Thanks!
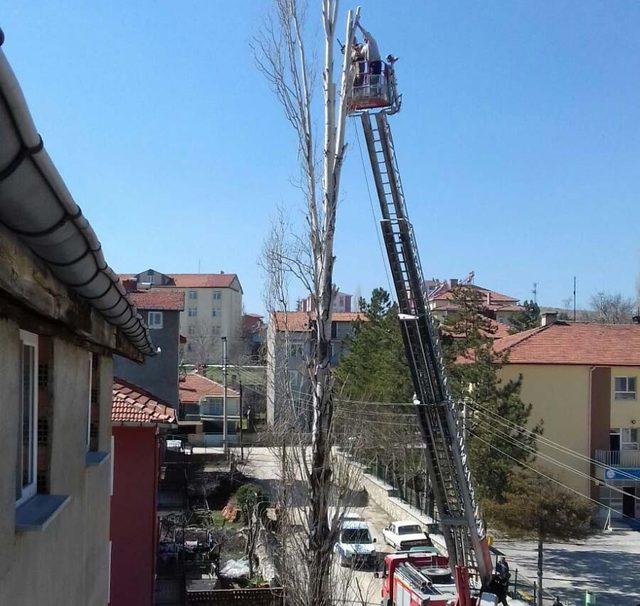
222;336;228;454
573;276;577;322
532;282;538;304
239;379;244;461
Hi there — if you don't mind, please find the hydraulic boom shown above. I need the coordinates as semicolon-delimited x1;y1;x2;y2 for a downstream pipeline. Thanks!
358;109;493;593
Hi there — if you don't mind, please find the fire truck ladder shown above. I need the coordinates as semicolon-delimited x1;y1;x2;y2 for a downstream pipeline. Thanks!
360;111;491;586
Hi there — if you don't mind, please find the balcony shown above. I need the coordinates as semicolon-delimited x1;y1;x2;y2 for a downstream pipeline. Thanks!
595;449;640;468
200;402;239;418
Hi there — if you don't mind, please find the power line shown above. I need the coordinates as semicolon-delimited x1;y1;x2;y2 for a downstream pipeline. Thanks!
468;428;635;522
466;400;640;483
470;414;640;503
219;369;640;509
350;117;395;301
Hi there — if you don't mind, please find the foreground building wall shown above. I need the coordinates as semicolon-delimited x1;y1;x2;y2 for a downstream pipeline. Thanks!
0;319;113;606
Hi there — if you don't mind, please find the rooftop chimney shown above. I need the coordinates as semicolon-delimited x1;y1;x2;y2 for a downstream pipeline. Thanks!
450;278;458;287
541;312;558;327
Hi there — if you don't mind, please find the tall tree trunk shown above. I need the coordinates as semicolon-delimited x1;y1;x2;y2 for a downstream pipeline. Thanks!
537;535;543;606
255;3;359;603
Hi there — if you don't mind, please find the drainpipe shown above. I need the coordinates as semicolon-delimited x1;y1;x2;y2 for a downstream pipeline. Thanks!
222;337;228;454
589;365;602;516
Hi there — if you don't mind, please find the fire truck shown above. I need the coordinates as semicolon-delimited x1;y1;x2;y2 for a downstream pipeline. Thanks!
379;552;456;606
346;13;499;606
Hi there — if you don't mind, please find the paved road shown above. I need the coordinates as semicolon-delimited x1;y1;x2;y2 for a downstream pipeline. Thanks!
239;447;390;604
498;530;640;605
238;447;640;605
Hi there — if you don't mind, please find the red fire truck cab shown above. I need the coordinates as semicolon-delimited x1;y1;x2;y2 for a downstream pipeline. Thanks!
378;552;457;606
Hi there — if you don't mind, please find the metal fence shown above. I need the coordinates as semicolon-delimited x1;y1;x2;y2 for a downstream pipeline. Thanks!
185;587;285;605
365;453;435;518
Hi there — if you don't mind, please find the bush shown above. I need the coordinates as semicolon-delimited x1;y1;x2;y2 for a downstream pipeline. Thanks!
235;483;268;520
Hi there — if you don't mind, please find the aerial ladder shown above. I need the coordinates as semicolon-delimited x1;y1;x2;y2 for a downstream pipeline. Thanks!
347;53;495;605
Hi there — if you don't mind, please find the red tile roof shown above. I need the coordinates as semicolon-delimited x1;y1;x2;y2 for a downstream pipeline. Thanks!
429;283;519;310
129;289;185;311
112;379;176;424
491;319;512;340
167;273;239;289
442;317;511;342
179;372;240;404
271;311;366;332
494;322;640;366
243;313;264;333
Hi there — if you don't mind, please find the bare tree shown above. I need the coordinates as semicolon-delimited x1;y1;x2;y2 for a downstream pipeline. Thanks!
254;2;360;604
185;319;217;365
589;291;635;324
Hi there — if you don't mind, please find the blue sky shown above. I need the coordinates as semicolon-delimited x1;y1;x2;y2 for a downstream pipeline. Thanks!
3;1;640;313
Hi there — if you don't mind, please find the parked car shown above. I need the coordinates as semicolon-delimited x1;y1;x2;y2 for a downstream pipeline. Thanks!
334;520;377;568
382;520;432;550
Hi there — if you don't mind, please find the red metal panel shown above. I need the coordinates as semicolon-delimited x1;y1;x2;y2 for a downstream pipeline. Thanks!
110;426;159;606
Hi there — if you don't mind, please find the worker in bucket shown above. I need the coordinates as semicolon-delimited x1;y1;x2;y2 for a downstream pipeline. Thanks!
351;38;365;87
356;23;381;75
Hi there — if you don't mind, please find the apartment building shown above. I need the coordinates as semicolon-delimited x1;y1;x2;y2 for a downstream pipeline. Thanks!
495;315;640;522
0;39;154;605
122;270;243;364
428;278;523;325
297;290;354;313
266;311;363;427
114;288;184;407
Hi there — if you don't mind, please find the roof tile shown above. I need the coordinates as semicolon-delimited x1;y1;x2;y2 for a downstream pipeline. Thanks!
179;373;240;404
129;290;185;311
271;311;365;332
495;323;640;366
112;379;176;424
168;273;238;289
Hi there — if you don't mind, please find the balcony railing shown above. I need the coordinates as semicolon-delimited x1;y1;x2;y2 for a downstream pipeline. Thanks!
200;402;239;417
595;449;640;468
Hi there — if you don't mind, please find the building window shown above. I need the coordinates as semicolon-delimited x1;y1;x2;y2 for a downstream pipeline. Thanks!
148;311;163;329
87;353;92;448
212;291;222;301
622;428;639;450
615;377;637;400
37;336;53;493
188;307;198;317
188;290;198;300
88;354;100;451
188;325;196;336
212;309;218;317
17;330;38;505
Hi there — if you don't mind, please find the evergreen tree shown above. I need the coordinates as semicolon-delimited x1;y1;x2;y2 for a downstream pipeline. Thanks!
337;285;540;503
508;300;541;333
441;285;541;502
335;288;413;402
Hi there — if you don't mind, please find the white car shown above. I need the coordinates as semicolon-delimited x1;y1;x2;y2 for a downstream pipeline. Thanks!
334;520;377;568
382;520;432;551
